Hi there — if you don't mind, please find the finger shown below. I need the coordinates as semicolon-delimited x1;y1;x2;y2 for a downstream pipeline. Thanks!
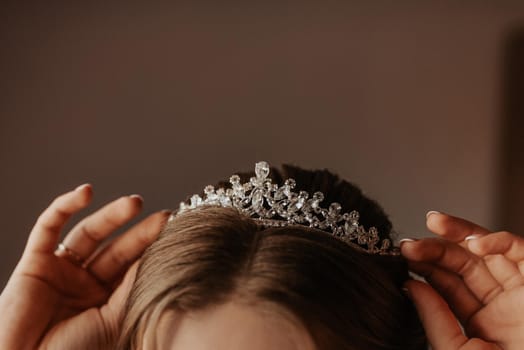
405;280;466;349
26;184;93;254
405;280;500;350
62;194;144;261
87;210;171;284
426;212;491;242
408;261;482;325
402;238;502;304
481;254;524;290
467;231;524;265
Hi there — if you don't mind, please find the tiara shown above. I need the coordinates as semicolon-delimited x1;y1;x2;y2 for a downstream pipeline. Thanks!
174;161;399;256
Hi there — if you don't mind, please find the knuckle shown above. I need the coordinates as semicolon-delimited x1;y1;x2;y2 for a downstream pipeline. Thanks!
456;255;480;276
480;285;503;304
137;224;155;246
110;248;131;268
501;273;524;290
78;222;100;242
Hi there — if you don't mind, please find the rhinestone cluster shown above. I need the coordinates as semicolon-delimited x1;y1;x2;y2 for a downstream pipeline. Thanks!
176;161;399;255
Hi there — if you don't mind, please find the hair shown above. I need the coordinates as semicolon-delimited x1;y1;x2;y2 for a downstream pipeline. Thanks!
117;164;427;349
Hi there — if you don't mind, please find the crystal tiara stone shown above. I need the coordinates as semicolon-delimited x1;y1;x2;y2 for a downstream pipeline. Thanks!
174;161;400;256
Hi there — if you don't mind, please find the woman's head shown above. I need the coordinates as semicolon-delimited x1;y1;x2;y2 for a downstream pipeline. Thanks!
118;164;427;349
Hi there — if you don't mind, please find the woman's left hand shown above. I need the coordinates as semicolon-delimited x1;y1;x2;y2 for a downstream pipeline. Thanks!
0;184;170;350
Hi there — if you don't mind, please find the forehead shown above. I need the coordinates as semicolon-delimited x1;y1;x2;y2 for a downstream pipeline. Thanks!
154;301;317;350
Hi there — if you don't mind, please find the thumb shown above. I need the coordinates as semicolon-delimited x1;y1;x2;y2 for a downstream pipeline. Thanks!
107;261;139;314
98;261;140;338
405;280;499;350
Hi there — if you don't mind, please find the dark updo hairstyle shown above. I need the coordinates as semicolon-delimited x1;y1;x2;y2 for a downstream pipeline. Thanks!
118;164;427;349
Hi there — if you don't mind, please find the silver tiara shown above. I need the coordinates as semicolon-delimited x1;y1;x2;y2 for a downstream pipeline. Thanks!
174;161;399;256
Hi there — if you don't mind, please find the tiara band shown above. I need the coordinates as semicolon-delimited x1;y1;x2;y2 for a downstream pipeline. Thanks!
174;161;400;256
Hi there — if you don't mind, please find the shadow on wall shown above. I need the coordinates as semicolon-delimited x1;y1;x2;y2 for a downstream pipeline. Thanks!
498;24;524;234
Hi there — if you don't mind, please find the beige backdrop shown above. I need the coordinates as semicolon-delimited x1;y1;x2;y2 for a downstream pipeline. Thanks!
1;1;524;287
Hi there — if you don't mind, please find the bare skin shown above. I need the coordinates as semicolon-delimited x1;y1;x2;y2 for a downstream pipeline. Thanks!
402;212;524;350
3;186;524;349
0;184;170;350
149;301;317;350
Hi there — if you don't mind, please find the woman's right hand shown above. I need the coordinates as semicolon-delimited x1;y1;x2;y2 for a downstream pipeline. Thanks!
401;213;524;350
0;184;170;350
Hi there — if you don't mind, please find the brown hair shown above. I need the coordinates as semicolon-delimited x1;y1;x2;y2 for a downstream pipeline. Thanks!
118;165;427;349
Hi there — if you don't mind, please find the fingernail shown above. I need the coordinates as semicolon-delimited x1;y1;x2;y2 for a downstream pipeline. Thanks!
465;235;478;241
129;194;144;202
75;183;91;191
402;287;411;299
426;210;440;219
399;238;417;245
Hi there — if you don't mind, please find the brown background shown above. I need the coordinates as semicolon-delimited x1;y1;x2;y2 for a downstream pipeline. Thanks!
1;1;524;287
